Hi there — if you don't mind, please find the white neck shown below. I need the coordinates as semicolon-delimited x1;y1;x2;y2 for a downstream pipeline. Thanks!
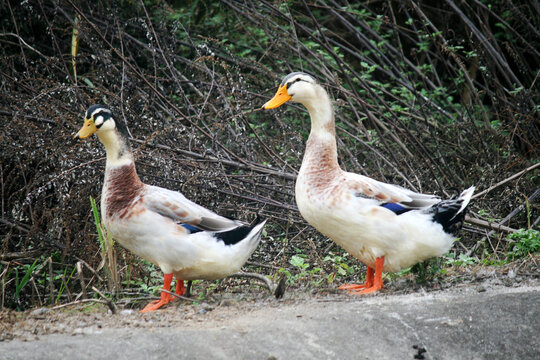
300;85;335;140
297;85;340;174
97;130;134;168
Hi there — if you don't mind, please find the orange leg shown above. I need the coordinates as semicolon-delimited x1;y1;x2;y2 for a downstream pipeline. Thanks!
175;278;185;296
140;273;174;313
339;256;385;295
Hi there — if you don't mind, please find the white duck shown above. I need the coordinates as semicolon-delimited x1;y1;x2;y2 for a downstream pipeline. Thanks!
75;105;266;311
263;72;474;294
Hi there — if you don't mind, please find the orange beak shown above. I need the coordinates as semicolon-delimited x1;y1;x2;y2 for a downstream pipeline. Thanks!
74;117;97;139
262;84;292;109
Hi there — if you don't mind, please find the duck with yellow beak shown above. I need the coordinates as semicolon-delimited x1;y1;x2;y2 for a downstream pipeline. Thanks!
263;72;474;294
75;105;267;312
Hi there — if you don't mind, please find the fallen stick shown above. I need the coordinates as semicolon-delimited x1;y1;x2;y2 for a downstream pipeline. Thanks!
228;272;276;294
160;289;194;302
465;216;517;233
92;286;117;314
51;298;112;310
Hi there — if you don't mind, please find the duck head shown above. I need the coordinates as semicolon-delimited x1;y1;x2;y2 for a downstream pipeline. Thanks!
262;72;319;109
74;104;130;140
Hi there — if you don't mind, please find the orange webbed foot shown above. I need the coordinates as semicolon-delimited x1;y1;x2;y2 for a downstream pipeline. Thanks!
349;283;384;295
140;273;174;313
340;256;384;296
338;283;369;290
139;296;173;313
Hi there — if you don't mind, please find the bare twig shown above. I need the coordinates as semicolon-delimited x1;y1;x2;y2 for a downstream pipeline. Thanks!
472;163;540;199
91;286;117;314
227;272;275;294
465;216;518;233
0;249;43;261
51;298;114;311
76;261;87;299
160;289;194;302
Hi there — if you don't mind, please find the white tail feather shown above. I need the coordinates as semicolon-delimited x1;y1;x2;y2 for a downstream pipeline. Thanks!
457;186;475;214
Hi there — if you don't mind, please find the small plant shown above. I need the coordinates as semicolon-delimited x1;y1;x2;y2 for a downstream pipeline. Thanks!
398;258;446;284
90;196;119;294
13;259;39;309
445;253;478;266
322;252;361;284
507;229;540;260
56;266;77;303
280;254;322;286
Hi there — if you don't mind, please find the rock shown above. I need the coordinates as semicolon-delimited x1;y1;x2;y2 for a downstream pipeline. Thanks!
30;308;50;316
219;299;237;307
199;303;214;312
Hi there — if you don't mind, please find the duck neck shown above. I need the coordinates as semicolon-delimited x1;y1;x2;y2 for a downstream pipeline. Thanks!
300;87;340;176
97;130;135;170
97;130;144;219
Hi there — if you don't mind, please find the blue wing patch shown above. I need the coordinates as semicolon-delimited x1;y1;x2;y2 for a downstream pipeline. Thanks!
381;203;411;215
181;224;202;233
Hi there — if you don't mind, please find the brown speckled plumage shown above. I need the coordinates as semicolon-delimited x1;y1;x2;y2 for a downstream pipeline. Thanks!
302;135;340;192
105;163;144;219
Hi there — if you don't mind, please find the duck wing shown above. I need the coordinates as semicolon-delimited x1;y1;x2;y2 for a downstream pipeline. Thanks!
143;185;242;231
344;172;440;210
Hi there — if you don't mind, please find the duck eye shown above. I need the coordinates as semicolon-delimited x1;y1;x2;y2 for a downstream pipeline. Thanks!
287;78;302;88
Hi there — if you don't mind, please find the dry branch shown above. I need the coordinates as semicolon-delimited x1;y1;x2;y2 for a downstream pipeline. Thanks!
1;0;538;310
465;216;517;234
228;272;276;294
472;163;540;200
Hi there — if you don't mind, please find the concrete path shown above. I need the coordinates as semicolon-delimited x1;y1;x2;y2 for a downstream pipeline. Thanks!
1;285;538;359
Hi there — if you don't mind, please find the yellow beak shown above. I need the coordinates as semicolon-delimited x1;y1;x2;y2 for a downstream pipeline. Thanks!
74;118;98;139
262;84;292;109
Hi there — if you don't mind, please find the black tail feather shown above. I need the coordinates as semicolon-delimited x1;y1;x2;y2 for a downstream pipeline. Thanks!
214;217;265;246
429;200;467;235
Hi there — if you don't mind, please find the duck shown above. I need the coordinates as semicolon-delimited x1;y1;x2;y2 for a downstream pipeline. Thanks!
75;104;266;311
263;72;474;294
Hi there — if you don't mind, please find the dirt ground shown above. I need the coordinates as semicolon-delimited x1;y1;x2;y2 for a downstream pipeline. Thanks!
0;265;538;360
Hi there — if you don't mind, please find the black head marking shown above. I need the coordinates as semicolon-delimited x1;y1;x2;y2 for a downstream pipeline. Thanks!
85;104;129;139
86;104;107;119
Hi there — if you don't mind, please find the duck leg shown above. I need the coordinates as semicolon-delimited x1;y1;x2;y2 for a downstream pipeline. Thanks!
339;256;385;295
354;256;384;294
140;273;174;312
175;278;186;297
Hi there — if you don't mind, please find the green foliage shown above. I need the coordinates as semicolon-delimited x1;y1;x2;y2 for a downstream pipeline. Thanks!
280;254;322;286
90;196;106;253
56;267;77;303
507;229;540;260
90;196;119;293
322;252;361;284
444;253;478;267
136;259;162;295
397;258;446;284
13;259;40;310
